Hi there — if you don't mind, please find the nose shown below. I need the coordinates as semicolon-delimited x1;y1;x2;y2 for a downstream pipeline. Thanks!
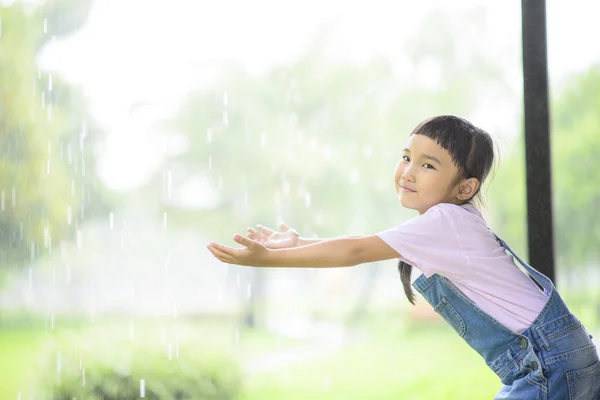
401;162;416;183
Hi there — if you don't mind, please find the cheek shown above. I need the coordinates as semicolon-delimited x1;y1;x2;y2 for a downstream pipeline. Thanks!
393;165;403;187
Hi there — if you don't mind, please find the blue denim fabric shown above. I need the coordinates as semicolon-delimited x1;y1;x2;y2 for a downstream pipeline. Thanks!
413;234;600;399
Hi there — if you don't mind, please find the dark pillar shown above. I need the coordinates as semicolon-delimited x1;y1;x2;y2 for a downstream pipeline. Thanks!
521;0;555;282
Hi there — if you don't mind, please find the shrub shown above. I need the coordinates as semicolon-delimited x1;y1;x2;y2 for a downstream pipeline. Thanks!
32;330;242;400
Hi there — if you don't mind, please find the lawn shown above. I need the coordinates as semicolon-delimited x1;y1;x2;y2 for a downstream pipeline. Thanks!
2;307;596;400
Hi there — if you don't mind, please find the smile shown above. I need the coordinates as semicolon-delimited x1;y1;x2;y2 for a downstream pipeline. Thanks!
400;185;416;193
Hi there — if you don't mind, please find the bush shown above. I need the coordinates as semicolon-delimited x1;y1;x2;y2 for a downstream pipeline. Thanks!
32;330;242;400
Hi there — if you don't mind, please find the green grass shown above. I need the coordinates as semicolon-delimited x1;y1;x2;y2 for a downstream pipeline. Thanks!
3;312;573;400
242;325;500;400
0;329;45;399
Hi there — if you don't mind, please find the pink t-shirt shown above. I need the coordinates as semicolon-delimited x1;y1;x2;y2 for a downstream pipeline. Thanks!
377;203;548;333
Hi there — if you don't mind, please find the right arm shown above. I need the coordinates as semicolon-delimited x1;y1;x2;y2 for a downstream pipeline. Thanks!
247;223;360;248
297;236;361;246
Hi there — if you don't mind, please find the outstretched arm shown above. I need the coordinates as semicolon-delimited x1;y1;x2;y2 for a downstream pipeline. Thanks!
207;234;400;268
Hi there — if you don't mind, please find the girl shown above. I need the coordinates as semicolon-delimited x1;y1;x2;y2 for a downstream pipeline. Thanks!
207;115;600;399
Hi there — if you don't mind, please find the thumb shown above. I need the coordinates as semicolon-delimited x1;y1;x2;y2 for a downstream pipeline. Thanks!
234;234;258;248
279;223;290;232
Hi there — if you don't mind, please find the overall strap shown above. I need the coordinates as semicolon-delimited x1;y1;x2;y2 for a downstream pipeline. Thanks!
492;233;553;297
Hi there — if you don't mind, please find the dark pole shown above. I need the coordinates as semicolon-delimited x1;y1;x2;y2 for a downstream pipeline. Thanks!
521;0;555;283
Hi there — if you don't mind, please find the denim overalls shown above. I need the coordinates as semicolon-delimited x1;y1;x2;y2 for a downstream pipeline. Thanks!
412;233;600;399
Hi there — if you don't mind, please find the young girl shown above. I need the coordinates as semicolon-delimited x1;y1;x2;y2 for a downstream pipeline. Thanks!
207;115;600;399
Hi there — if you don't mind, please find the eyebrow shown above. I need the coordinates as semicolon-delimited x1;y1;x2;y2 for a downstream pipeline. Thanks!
402;148;442;165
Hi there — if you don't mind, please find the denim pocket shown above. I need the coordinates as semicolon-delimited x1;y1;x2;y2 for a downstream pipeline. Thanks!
566;360;600;400
434;296;466;337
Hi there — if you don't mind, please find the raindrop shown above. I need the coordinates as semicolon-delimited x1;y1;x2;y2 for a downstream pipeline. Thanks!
167;171;172;197
71;180;75;196
76;230;82;251
48;74;53;91
222;111;228;127
208;156;212;170
46;158;50;174
66;263;71;283
11;187;15;207
305;192;311;208
109;213;114;230
82;368;85;386
260;132;267;148
140;379;145;398
223;92;228;107
349;170;359;183
163;212;167;229
43;18;47;34
41;91;45;109
67;144;72;164
80;122;87;151
67;206;72;225
56;352;62;374
207;129;213;143
247;283;251;299
283;181;290;195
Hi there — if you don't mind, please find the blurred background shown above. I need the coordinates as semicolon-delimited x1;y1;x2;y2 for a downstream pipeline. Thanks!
0;0;599;398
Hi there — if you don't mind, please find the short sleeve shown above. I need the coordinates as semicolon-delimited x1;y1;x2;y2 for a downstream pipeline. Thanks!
376;204;468;279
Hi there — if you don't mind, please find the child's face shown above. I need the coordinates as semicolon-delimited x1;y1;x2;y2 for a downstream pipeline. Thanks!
393;134;465;214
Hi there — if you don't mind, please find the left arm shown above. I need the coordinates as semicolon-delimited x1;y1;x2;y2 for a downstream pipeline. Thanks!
207;234;401;268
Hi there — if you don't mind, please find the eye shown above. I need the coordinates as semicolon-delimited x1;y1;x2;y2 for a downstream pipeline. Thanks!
402;155;410;162
423;163;436;170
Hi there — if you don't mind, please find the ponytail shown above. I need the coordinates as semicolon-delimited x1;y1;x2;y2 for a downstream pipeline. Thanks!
398;260;416;305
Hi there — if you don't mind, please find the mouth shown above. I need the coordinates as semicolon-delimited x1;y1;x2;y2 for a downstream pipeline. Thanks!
400;185;416;193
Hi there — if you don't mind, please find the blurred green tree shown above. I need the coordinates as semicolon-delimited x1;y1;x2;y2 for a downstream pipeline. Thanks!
488;65;600;270
0;0;108;280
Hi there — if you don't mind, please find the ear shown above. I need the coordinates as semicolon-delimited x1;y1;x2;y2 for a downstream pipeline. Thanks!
456;177;481;201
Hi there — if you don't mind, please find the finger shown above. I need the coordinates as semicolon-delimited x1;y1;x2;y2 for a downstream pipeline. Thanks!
247;228;265;240
279;223;290;232
207;244;235;263
256;224;274;235
208;242;237;257
233;234;259;249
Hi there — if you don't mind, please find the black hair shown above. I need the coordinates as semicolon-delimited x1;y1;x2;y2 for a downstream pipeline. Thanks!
399;115;495;305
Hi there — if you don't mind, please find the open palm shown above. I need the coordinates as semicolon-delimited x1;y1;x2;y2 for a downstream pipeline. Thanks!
246;223;299;249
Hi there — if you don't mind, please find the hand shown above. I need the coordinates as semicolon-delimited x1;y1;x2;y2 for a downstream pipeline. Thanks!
207;234;272;266
246;223;299;249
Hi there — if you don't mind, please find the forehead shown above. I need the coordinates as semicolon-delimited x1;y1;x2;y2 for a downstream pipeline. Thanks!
404;134;452;160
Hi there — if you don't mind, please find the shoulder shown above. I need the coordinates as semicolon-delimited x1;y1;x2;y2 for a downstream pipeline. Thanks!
425;203;484;223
